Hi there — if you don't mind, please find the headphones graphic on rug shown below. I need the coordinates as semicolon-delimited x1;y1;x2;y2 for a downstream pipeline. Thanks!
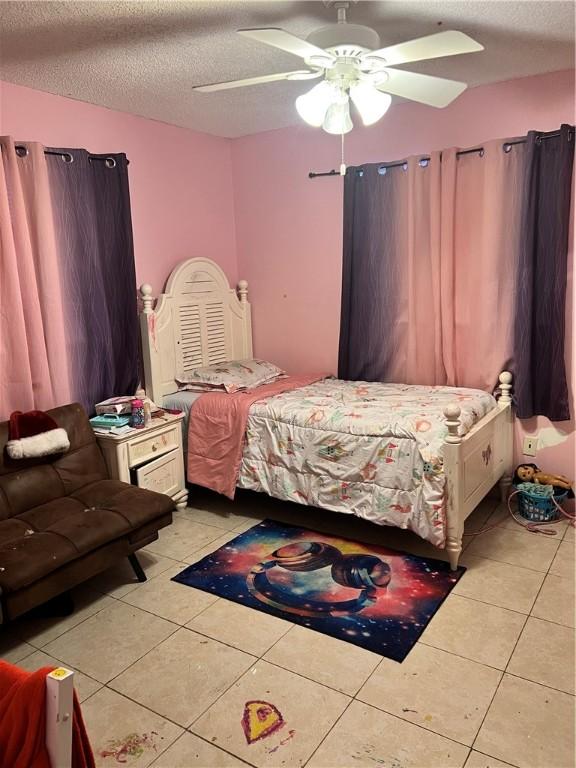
246;541;392;617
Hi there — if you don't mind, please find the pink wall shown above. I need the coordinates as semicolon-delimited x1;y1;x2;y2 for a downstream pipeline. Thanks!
232;69;575;480
0;80;237;294
1;72;574;481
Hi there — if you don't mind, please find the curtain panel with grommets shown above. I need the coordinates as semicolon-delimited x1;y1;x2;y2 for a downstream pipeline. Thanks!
338;124;574;422
0;138;139;418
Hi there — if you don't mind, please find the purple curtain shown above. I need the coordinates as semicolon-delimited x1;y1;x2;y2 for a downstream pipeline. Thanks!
338;164;406;382
338;126;574;422
46;150;139;413
514;125;574;421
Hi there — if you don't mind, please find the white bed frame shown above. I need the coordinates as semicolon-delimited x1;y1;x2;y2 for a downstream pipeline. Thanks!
139;258;514;569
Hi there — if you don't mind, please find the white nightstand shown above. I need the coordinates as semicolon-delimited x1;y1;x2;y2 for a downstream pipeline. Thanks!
95;413;188;510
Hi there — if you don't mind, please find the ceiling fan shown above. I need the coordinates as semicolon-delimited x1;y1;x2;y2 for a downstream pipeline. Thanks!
193;2;484;134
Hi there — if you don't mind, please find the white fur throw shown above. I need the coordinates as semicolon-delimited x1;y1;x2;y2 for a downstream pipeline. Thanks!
6;428;70;460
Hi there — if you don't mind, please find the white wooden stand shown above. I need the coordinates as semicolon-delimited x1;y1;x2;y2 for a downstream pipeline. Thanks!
95;413;188;510
46;667;74;768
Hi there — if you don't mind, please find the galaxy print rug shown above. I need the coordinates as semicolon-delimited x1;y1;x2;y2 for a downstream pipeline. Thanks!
172;519;465;662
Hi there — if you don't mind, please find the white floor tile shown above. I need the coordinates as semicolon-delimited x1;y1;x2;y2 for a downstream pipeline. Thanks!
122;564;218;625
454;555;544;613
43;601;176;683
264;625;381;695
475;674;575;768
507;616;575;694
419;594;525;669
186;599;290;655
110;628;255;727
308;700;469;768
357;644;501;746
16;649;102;702
82;687;182;767
191;660;350;767
465;527;559;573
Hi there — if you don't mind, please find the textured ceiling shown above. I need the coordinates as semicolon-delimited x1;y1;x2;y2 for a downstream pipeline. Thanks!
0;1;574;138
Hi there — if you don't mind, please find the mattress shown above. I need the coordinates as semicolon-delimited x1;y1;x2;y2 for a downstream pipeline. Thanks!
162;390;203;452
237;379;496;547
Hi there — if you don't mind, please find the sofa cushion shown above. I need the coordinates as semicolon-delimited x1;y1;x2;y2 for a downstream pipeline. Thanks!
0;480;174;594
0;403;108;519
71;480;175;530
0;528;78;594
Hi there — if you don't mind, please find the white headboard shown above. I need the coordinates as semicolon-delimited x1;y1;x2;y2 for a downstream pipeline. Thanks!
139;258;252;404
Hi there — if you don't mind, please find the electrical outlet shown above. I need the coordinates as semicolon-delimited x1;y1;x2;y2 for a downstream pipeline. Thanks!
523;436;538;456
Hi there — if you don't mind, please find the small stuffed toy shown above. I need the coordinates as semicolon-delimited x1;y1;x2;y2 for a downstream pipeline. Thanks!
6;410;70;460
513;463;573;496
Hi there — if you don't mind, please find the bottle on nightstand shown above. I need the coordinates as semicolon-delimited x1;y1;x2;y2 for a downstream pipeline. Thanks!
130;399;145;429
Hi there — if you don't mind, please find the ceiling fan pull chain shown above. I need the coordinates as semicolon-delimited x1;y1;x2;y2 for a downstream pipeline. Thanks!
340;131;347;176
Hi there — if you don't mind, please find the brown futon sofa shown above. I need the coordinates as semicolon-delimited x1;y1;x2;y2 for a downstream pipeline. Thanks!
0;403;174;623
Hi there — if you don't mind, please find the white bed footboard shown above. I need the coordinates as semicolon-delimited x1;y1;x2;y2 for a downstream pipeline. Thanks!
443;371;514;569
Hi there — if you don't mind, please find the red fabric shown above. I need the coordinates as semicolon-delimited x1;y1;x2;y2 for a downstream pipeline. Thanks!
9;410;59;440
187;374;326;499
70;695;95;768
0;661;95;768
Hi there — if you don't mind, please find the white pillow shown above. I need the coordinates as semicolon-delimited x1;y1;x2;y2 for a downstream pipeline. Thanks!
176;359;285;393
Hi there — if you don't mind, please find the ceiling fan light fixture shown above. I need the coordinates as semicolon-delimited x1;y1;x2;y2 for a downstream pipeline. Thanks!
364;69;390;87
350;82;392;125
286;70;324;81
306;53;337;69
295;80;337;126
322;98;353;135
359;54;388;72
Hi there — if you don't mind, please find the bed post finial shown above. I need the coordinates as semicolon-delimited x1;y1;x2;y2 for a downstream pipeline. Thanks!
140;283;154;314
498;371;513;405
443;403;462;444
237;280;248;304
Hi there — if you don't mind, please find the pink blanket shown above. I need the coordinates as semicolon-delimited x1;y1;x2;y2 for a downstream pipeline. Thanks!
187;374;325;498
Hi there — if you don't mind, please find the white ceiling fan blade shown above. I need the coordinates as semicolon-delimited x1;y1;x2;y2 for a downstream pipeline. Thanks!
366;31;483;67
238;28;335;62
378;68;467;108
193;70;320;93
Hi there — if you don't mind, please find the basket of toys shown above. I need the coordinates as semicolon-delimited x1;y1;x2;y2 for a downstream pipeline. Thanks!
516;483;567;522
513;464;573;523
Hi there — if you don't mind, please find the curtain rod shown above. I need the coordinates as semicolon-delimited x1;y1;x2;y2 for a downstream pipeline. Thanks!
308;129;573;178
14;145;129;166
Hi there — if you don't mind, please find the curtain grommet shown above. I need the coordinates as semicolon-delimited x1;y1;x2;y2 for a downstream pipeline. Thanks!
62;153;74;164
503;143;512;153
105;157;117;168
15;145;28;158
378;166;387;175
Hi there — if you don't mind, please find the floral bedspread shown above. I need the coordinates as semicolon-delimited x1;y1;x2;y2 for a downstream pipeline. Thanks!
237;379;496;547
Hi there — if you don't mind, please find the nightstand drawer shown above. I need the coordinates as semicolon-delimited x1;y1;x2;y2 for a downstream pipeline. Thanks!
128;425;179;467
135;448;182;497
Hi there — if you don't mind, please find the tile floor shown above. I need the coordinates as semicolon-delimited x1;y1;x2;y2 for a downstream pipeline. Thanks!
1;488;574;768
